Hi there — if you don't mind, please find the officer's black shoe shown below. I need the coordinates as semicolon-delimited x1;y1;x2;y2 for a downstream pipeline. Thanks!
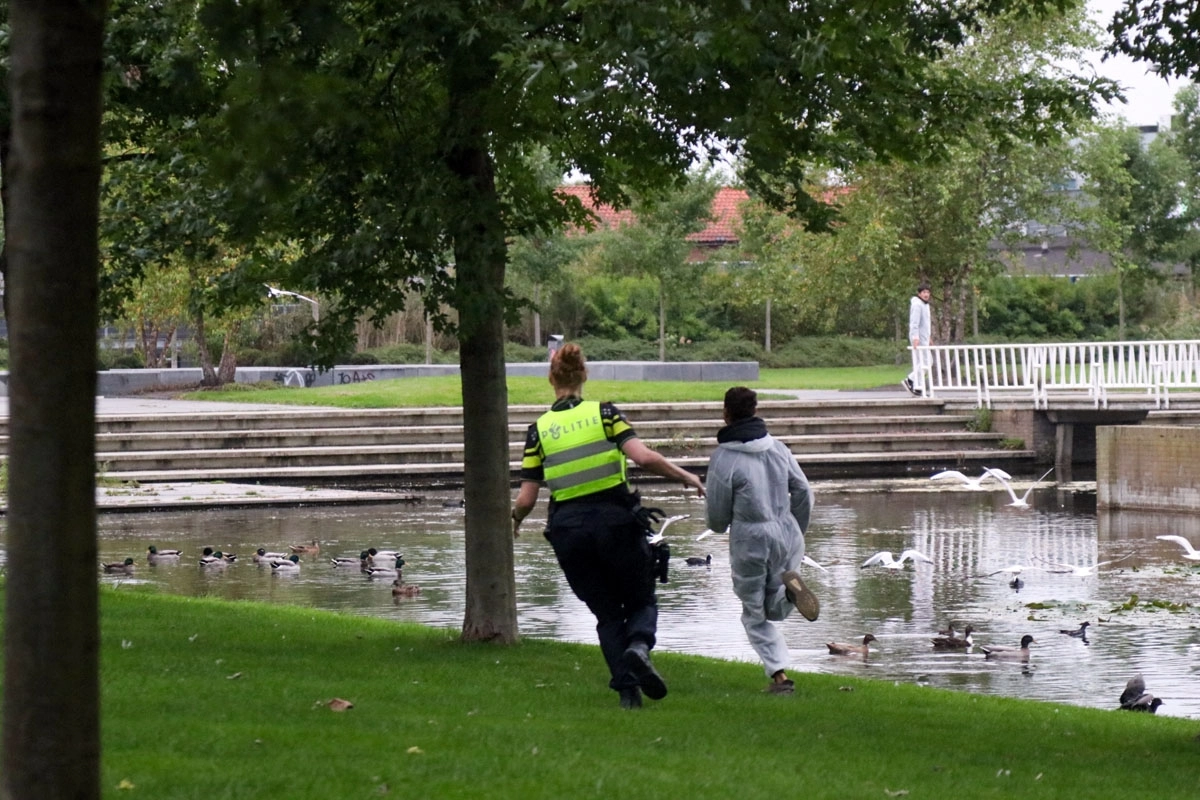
621;641;667;700
619;687;643;710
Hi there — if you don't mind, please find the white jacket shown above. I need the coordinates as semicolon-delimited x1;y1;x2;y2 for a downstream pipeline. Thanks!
705;433;812;538
909;294;931;346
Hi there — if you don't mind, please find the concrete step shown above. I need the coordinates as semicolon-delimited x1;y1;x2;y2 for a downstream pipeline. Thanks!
64;396;947;435
97;447;1037;486
78;413;979;454
1;395;1019;484
91;427;1005;472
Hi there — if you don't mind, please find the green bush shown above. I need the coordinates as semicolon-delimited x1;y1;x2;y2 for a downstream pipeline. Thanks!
110;352;146;369
668;338;763;363
235;347;268;366
571;336;660;360
345;351;380;365
363;343;458;365
505;342;545;362
762;337;905;368
973;273;1178;341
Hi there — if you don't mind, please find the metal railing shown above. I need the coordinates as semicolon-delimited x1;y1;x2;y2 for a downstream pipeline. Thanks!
911;339;1200;409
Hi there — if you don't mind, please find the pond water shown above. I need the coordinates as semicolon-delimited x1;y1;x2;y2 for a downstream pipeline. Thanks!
5;479;1199;718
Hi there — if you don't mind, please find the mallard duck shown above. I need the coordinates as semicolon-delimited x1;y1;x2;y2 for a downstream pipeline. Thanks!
331;551;370;568
1126;694;1163;713
1059;621;1090;638
1119;674;1146;708
392;578;421;597
367;547;401;559
271;555;301;573
200;548;232;567
931;625;974;649
102;557;135;574
861;550;933;570
685;554;712;567
366;556;403;579
981;634;1035;661
253;547;289;564
146;546;182;564
366;549;405;569
289;539;321;555
201;547;238;563
826;634;876;656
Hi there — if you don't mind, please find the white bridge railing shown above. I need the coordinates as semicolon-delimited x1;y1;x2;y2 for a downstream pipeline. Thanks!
912;339;1200;409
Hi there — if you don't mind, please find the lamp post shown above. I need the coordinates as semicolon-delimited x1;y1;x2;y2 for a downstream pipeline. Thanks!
265;284;319;322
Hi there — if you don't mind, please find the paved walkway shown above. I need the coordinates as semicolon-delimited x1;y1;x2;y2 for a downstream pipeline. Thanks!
92;481;418;512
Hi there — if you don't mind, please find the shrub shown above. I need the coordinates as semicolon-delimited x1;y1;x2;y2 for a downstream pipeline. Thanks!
110;352;146;369
346;352;380;365
668;339;763;363
763;337;904;368
364;344;458;364
505;342;545;362
571;336;660;361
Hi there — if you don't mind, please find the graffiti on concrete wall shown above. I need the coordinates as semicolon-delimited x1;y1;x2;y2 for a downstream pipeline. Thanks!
274;369;315;388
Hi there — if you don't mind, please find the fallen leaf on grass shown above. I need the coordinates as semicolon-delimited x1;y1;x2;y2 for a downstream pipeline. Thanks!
117;779;135;791
407;746;424;754
226;672;243;680
327;698;354;711
884;790;908;797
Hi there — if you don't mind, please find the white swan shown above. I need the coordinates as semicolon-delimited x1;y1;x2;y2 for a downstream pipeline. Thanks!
861;549;933;569
1155;535;1200;562
930;467;1012;490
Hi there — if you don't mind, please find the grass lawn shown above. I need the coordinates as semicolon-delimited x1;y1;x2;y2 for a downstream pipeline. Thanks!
7;589;1196;799
183;366;908;408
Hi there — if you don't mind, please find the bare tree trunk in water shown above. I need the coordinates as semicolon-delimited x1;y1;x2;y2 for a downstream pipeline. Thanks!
3;3;106;798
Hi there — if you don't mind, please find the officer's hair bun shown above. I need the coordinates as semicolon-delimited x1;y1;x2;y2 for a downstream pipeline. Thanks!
550;343;587;388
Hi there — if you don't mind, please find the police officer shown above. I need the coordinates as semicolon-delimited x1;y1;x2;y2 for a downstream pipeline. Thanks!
512;343;705;709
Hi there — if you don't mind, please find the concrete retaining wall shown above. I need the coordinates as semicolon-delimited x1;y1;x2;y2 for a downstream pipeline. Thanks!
0;361;759;397
1097;425;1200;511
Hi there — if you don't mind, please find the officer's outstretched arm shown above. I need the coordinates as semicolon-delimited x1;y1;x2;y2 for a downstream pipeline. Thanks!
621;437;705;498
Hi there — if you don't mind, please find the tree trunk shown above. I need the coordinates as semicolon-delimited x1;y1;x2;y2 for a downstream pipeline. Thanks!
533;284;541;350
0;121;10;323
764;296;772;353
425;314;433;365
658;281;666;362
446;113;518;643
1116;266;1126;340
3;3;106;798
217;323;240;384
194;308;220;386
139;319;160;366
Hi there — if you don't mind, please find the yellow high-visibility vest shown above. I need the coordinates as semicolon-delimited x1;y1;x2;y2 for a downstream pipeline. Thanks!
537;401;627;501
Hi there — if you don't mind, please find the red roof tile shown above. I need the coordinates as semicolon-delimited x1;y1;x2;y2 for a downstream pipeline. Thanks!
555;185;748;247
